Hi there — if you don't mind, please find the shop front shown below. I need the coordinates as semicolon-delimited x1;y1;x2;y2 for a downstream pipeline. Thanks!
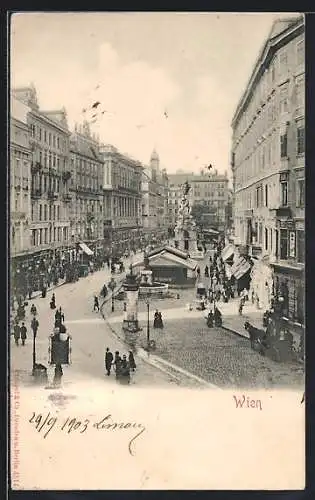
272;263;304;327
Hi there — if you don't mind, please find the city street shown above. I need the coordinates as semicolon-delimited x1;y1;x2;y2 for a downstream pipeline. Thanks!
10;254;183;391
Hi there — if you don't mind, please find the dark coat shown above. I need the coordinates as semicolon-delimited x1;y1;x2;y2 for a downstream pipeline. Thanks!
105;351;113;366
14;325;20;338
20;326;27;339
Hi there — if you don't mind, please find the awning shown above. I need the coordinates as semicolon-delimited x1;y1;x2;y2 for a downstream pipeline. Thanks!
221;244;235;262
79;242;94;256
231;257;251;280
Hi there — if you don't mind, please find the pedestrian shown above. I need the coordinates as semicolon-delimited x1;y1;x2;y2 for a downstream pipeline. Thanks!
105;347;113;376
20;322;27;346
30;303;37;316
114;351;122;372
196;266;200;278
239;297;245;316
128;351;136;371
204;265;209;278
94;295;99;312
13;322;20;346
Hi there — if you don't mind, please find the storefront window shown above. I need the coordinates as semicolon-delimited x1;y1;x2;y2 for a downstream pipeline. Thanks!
280;229;288;260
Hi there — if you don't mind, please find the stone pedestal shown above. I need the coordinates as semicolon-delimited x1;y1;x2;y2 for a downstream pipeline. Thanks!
122;271;140;333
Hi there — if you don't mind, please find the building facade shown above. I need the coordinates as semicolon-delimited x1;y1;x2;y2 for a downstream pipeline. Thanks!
10;95;32;258
69;122;104;256
168;169;229;231
230;16;304;323
12;86;72;262
100;144;143;255
141;150;170;242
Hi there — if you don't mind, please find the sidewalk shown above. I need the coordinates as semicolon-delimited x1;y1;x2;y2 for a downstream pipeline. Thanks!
106;297;264;341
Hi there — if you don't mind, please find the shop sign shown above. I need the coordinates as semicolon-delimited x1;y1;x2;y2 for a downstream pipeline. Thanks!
289;231;296;258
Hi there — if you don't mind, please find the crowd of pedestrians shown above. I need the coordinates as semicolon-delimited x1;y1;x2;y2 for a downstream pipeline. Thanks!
104;347;137;384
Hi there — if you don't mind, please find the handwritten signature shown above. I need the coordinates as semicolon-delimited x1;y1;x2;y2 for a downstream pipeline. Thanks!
29;412;146;456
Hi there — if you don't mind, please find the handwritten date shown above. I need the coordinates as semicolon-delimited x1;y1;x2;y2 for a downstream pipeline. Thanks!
29;412;146;456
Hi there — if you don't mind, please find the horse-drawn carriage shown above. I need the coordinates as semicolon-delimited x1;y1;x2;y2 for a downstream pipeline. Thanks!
244;319;294;362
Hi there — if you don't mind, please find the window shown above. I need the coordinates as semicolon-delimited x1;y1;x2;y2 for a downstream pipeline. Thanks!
280;229;288;259
265;184;268;207
297;230;305;263
39;204;42;221
39;127;42;141
279;84;288;113
265;227;268;251
297;39;304;66
297;126;304;154
48;133;51;145
280;133;288;158
44;130;47;142
296;75;305;111
259;223;263;245
32;230;36;246
281;181;288;206
297;179;305;207
44;204;47;221
57;137;60;149
44;228;48;244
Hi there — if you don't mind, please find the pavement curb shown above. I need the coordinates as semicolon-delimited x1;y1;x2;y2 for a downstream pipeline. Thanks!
221;324;249;340
99;290;220;389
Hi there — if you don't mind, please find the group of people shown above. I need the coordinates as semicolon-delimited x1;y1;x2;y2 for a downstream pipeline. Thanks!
12;299;40;346
153;310;164;329
104;347;137;384
206;307;222;328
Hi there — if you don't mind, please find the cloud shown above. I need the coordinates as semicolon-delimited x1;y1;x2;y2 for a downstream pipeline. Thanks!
11;35;231;174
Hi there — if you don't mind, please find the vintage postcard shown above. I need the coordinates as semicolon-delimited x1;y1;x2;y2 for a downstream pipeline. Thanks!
9;11;305;490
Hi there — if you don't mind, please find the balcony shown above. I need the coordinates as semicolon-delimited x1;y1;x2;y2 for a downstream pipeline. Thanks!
31;188;42;199
47;191;58;200
63;193;72;203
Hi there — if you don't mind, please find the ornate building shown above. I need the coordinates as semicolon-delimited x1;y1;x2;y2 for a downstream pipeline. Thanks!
69;122;104;256
12;85;72;263
10;95;32;258
168;169;229;232
100;144;143;254
231;16;304;324
141;150;170;243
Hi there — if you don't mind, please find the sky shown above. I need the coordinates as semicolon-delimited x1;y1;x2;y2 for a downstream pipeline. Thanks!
10;12;300;176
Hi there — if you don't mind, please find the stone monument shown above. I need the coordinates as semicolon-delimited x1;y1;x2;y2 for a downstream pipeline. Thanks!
174;181;204;260
122;265;140;335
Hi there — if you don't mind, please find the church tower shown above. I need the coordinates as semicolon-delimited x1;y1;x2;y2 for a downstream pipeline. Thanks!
150;149;159;182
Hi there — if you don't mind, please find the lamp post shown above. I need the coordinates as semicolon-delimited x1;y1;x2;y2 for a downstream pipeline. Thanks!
146;296;150;349
31;316;39;375
108;277;116;312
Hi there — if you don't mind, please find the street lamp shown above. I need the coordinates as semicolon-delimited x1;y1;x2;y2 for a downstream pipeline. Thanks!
145;291;151;351
31;316;39;375
108;277;116;312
